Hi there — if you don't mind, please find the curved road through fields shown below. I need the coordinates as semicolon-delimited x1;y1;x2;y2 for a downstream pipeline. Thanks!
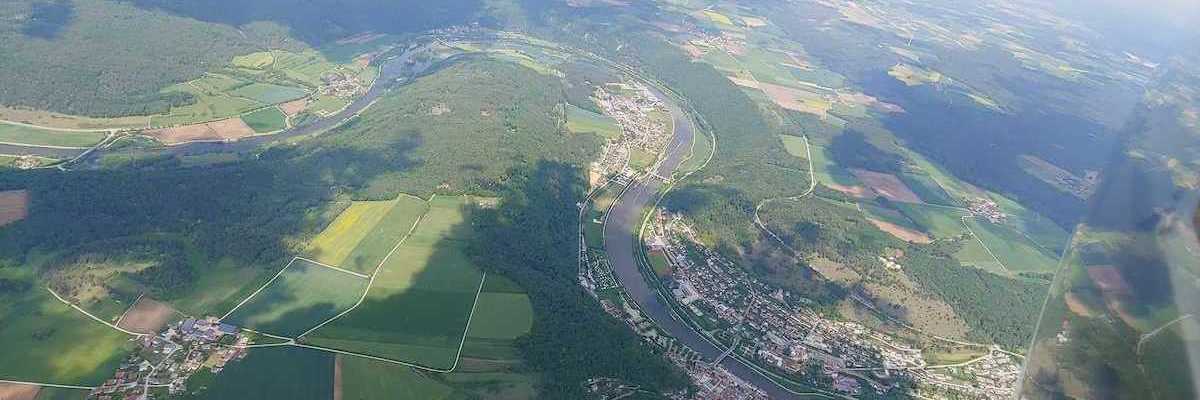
602;91;804;399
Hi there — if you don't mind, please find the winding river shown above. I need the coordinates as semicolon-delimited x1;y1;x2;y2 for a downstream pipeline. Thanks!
602;91;805;399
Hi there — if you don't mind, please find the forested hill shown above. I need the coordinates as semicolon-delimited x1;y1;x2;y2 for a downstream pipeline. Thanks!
0;0;481;118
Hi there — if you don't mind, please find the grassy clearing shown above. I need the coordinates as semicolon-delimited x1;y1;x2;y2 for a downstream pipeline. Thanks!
180;347;332;400
0;270;132;386
307;95;351;116
896;203;969;239
306;200;400;267
304;196;485;369
337;196;430;274
565;104;620;140
240;107;288;133
229;83;309;105
954;238;1008;275
0;122;106;148
232;52;275;70
778;134;808;159
964;218;1059;273
223;258;368;337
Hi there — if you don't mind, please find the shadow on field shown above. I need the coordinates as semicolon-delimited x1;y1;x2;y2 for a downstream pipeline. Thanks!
0;133;422;302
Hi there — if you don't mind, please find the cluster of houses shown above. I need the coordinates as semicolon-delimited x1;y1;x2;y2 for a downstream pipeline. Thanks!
967;197;1007;223
89;317;250;399
591;81;672;177
648;211;1023;399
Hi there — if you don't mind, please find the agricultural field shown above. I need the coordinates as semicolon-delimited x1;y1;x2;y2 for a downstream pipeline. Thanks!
565;104;620;140
240;107;288;133
222;258;369;337
0;155;57;169
0;189;29;227
303;196;486;370
180;347;333;400
306;199;406;268
228;83;309;105
0;122;106;148
339;354;537;400
963;218;1060;274
809;144;860;188
896;203;970;239
115;296;178;335
898;172;961;207
0;269;132;386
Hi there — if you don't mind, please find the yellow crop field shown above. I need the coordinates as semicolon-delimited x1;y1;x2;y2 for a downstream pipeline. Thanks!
307;200;398;266
703;10;735;26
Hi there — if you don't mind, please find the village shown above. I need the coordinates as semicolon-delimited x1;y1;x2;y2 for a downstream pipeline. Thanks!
639;211;1023;400
590;81;673;178
88;317;252;400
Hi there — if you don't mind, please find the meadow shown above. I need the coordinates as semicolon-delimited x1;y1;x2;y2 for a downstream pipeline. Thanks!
0;122;106;148
898;172;961;207
306;199;405;267
229;83;309;105
778;134;808;159
240;107;288;133
303;196;485;370
565;104;620;140
223;258;369;337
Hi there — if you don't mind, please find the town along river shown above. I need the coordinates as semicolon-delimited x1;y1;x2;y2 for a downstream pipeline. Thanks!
602;89;806;399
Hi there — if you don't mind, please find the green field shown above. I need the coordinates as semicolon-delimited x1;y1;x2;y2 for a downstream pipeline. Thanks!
862;201;922;231
229;82;310;105
464;292;532;340
180;347;332;400
955;236;1008;275
232;52;275;70
150;83;264;127
0;270;132;386
778;134;808;159
964;218;1059;273
303;196;486;369
307;196;429;274
241;107;288;133
341;357;454;400
898;172;960;207
896;203;970;238
32;387;89;400
565;104;620;140
629;148;656;170
0;122;106;148
307;200;402;267
223;258;369;337
271;50;346;88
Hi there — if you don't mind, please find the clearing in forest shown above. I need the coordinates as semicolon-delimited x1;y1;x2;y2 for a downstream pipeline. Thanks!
302;196;487;371
223;258;369;337
0;190;29;227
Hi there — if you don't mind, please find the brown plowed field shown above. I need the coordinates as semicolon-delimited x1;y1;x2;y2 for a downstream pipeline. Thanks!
147;117;256;145
852;169;922;203
116;296;177;334
0;383;40;400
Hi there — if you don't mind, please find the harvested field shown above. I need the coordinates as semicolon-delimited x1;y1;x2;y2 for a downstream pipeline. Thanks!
279;98;309;116
826;182;868;197
868;218;932;243
0;190;29;227
0;382;39;400
147;117;255;145
758;82;831;117
116;296;177;334
852;169;923;203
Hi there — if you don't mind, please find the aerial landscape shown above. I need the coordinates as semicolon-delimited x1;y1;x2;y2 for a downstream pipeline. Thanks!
0;0;1197;399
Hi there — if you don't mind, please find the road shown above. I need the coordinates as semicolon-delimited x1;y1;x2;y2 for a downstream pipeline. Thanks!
602;87;810;399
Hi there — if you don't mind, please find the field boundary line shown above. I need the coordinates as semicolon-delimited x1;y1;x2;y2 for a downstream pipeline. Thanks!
46;287;146;337
291;343;456;373
0;119;115;133
295;256;370;279
442;271;487;373
114;292;145;327
0;379;96;390
219;257;298;320
296;200;432;339
959;216;1011;273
